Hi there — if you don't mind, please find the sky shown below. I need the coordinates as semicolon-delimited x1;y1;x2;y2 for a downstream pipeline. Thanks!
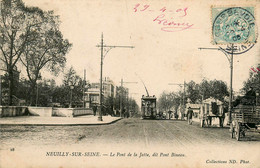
21;0;260;102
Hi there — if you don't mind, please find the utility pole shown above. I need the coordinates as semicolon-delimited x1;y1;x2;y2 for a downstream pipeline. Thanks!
119;78;138;117
0;75;2;106
168;80;186;120
96;33;134;121
198;45;234;124
83;69;86;108
129;92;138;115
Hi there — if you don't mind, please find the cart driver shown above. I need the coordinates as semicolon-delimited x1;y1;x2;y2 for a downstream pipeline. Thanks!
187;107;193;125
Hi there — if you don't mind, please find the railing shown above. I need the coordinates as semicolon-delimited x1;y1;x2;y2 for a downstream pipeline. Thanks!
72;108;93;116
233;105;260;124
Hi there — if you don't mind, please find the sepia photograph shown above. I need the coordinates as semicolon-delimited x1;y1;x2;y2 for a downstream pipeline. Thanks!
0;0;259;167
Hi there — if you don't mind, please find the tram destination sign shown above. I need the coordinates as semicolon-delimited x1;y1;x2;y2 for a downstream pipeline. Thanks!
212;7;257;45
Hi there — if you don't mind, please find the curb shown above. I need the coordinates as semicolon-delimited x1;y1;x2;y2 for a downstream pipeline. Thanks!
0;118;123;126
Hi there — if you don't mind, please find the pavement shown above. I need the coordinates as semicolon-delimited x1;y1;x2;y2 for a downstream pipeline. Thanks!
182;116;230;127
0;115;122;126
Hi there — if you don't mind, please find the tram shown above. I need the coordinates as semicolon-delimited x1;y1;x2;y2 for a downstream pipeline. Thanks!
141;95;157;119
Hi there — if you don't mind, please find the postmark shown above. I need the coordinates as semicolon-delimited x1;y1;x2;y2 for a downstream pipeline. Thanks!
212;7;257;45
219;43;255;55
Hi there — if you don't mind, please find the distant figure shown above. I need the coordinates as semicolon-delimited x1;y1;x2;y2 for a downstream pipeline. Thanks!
187;107;193;125
234;87;256;106
92;105;97;116
174;111;179;119
115;110;119;116
123;109;126;118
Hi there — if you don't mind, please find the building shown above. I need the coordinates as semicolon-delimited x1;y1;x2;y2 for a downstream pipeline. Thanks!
0;67;20;105
84;77;116;108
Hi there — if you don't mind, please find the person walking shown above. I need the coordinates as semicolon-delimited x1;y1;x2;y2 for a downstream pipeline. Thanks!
187;107;193;125
92;105;97;116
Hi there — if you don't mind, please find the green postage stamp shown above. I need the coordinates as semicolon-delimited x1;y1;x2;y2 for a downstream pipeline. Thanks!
212;7;257;45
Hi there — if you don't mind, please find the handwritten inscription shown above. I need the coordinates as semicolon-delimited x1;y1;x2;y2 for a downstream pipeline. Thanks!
133;3;194;32
251;67;260;73
153;14;194;32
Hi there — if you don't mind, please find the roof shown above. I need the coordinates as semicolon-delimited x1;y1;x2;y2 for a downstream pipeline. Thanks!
186;103;201;109
142;96;156;100
203;97;223;105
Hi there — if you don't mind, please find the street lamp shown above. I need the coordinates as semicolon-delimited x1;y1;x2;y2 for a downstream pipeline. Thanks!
36;79;42;107
96;33;134;121
198;46;234;124
69;85;74;108
0;75;2;106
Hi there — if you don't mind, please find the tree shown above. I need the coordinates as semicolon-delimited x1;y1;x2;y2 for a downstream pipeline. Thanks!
19;8;71;105
57;67;84;107
239;64;260;105
158;79;229;112
242;64;260;94
158;91;175;111
0;0;46;105
185;80;200;103
199;79;229;102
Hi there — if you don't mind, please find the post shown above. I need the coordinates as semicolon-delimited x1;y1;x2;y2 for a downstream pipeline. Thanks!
98;33;104;121
69;85;74;108
36;83;39;107
256;92;259;106
70;88;72;108
183;81;186;120
126;89;129;115
83;69;86;108
0;75;1;105
95;33;134;120
228;44;233;124
120;78;123;117
183;80;186;107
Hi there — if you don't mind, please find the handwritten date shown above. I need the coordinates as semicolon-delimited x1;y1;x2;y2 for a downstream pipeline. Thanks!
133;3;194;32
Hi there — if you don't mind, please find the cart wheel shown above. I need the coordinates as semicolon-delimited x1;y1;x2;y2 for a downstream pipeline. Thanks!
230;123;234;139
235;122;240;141
242;131;245;137
200;119;204;127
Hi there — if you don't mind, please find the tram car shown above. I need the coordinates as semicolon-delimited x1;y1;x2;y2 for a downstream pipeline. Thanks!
141;95;157;119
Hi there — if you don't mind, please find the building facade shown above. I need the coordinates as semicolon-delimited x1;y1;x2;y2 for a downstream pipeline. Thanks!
84;77;116;108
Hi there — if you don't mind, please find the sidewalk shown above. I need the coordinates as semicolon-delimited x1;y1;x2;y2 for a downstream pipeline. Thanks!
0;115;122;126
189;117;230;128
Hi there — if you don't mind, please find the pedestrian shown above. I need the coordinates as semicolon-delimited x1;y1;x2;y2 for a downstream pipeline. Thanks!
123;108;126;118
92;105;97;116
187;107;193;125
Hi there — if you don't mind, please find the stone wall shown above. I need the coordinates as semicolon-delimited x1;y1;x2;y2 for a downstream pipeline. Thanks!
0;106;93;117
0;106;29;117
28;107;52;117
53;108;93;117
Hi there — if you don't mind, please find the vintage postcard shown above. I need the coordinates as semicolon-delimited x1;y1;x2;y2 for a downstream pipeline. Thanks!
0;0;259;168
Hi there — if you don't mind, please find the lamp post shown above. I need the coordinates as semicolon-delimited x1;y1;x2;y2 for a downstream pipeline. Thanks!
198;46;234;124
256;92;259;106
36;79;42;107
70;85;74;108
0;75;2;106
96;33;134;121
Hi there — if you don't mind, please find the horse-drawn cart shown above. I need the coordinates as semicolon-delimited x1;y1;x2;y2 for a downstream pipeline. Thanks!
199;98;225;127
230;105;260;141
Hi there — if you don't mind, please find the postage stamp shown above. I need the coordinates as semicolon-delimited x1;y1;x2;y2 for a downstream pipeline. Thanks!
212;7;257;45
